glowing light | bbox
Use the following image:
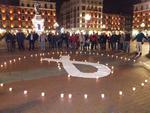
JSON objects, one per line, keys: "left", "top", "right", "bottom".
{"left": 68, "top": 74, "right": 71, "bottom": 78}
{"left": 18, "top": 58, "right": 21, "bottom": 61}
{"left": 9, "top": 87, "right": 13, "bottom": 92}
{"left": 101, "top": 94, "right": 105, "bottom": 99}
{"left": 41, "top": 92, "right": 45, "bottom": 97}
{"left": 10, "top": 17, "right": 13, "bottom": 20}
{"left": 119, "top": 91, "right": 123, "bottom": 96}
{"left": 1, "top": 65, "right": 3, "bottom": 68}
{"left": 2, "top": 17, "right": 6, "bottom": 20}
{"left": 84, "top": 14, "right": 91, "bottom": 21}
{"left": 60, "top": 93, "right": 64, "bottom": 98}
{"left": 145, "top": 80, "right": 148, "bottom": 83}
{"left": 141, "top": 83, "right": 145, "bottom": 86}
{"left": 54, "top": 22, "right": 59, "bottom": 28}
{"left": 132, "top": 87, "right": 136, "bottom": 91}
{"left": 24, "top": 90, "right": 28, "bottom": 95}
{"left": 84, "top": 94, "right": 88, "bottom": 99}
{"left": 9, "top": 60, "right": 12, "bottom": 64}
{"left": 4, "top": 62, "right": 7, "bottom": 66}
{"left": 68, "top": 94, "right": 72, "bottom": 99}
{"left": 0, "top": 83, "right": 4, "bottom": 87}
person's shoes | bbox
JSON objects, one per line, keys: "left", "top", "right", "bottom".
{"left": 140, "top": 53, "right": 142, "bottom": 56}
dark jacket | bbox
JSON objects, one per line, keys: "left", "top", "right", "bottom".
{"left": 27, "top": 33, "right": 39, "bottom": 41}
{"left": 133, "top": 33, "right": 147, "bottom": 42}
{"left": 5, "top": 32, "right": 13, "bottom": 42}
{"left": 16, "top": 32, "right": 26, "bottom": 42}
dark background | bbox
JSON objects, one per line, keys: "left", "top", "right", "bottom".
{"left": 56, "top": 0, "right": 140, "bottom": 15}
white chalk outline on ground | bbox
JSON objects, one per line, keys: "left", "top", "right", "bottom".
{"left": 42, "top": 56, "right": 111, "bottom": 79}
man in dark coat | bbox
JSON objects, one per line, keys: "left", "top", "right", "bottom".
{"left": 16, "top": 29, "right": 26, "bottom": 50}
{"left": 110, "top": 33, "right": 118, "bottom": 51}
{"left": 4, "top": 31, "right": 13, "bottom": 52}
{"left": 133, "top": 31, "right": 147, "bottom": 56}
{"left": 27, "top": 31, "right": 38, "bottom": 51}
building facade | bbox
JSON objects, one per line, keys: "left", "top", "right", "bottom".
{"left": 103, "top": 13, "right": 126, "bottom": 32}
{"left": 133, "top": 0, "right": 150, "bottom": 35}
{"left": 60, "top": 0, "right": 103, "bottom": 34}
{"left": 0, "top": 0, "right": 56, "bottom": 32}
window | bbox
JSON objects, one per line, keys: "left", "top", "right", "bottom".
{"left": 27, "top": 4, "right": 30, "bottom": 7}
{"left": 82, "top": 6, "right": 85, "bottom": 10}
{"left": 50, "top": 4, "right": 53, "bottom": 9}
{"left": 45, "top": 4, "right": 47, "bottom": 8}
{"left": 21, "top": 3, "right": 24, "bottom": 6}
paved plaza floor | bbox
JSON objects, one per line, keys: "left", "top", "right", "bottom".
{"left": 0, "top": 43, "right": 150, "bottom": 113}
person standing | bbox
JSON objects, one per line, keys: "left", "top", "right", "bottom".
{"left": 119, "top": 33, "right": 125, "bottom": 51}
{"left": 4, "top": 31, "right": 13, "bottom": 52}
{"left": 110, "top": 33, "right": 117, "bottom": 51}
{"left": 90, "top": 33, "right": 97, "bottom": 50}
{"left": 133, "top": 30, "right": 147, "bottom": 56}
{"left": 124, "top": 32, "right": 131, "bottom": 53}
{"left": 39, "top": 32, "right": 47, "bottom": 51}
{"left": 12, "top": 32, "right": 16, "bottom": 51}
{"left": 47, "top": 32, "right": 53, "bottom": 49}
{"left": 27, "top": 31, "right": 38, "bottom": 51}
{"left": 16, "top": 29, "right": 26, "bottom": 50}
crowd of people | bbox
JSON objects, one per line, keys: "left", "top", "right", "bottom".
{"left": 3, "top": 29, "right": 150, "bottom": 56}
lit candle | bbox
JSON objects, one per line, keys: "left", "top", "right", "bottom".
{"left": 84, "top": 94, "right": 88, "bottom": 99}
{"left": 9, "top": 60, "right": 12, "bottom": 64}
{"left": 132, "top": 87, "right": 136, "bottom": 91}
{"left": 145, "top": 80, "right": 148, "bottom": 83}
{"left": 68, "top": 75, "right": 71, "bottom": 78}
{"left": 9, "top": 87, "right": 13, "bottom": 92}
{"left": 0, "top": 83, "right": 4, "bottom": 87}
{"left": 24, "top": 90, "right": 28, "bottom": 95}
{"left": 1, "top": 65, "right": 4, "bottom": 68}
{"left": 68, "top": 94, "right": 72, "bottom": 99}
{"left": 119, "top": 91, "right": 123, "bottom": 96}
{"left": 60, "top": 93, "right": 64, "bottom": 98}
{"left": 18, "top": 58, "right": 21, "bottom": 61}
{"left": 41, "top": 92, "right": 45, "bottom": 97}
{"left": 141, "top": 83, "right": 145, "bottom": 86}
{"left": 4, "top": 62, "right": 7, "bottom": 66}
{"left": 101, "top": 94, "right": 105, "bottom": 99}
{"left": 13, "top": 59, "right": 16, "bottom": 62}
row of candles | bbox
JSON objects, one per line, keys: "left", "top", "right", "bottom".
{"left": 0, "top": 78, "right": 148, "bottom": 99}
{"left": 0, "top": 50, "right": 137, "bottom": 68}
